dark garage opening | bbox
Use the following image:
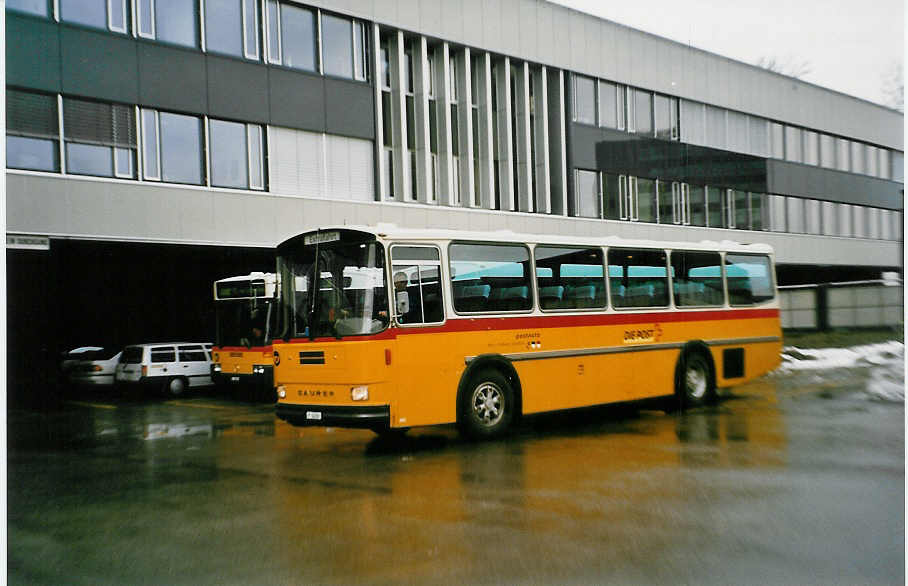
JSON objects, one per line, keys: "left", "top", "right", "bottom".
{"left": 8, "top": 239, "right": 274, "bottom": 408}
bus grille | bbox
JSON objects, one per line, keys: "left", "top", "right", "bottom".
{"left": 299, "top": 351, "right": 325, "bottom": 365}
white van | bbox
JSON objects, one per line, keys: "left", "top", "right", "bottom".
{"left": 115, "top": 342, "right": 214, "bottom": 396}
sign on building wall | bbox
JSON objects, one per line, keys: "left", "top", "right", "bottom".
{"left": 6, "top": 234, "right": 50, "bottom": 251}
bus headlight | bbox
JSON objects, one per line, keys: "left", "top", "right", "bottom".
{"left": 351, "top": 386, "right": 369, "bottom": 401}
{"left": 212, "top": 363, "right": 222, "bottom": 373}
{"left": 253, "top": 365, "right": 266, "bottom": 375}
{"left": 277, "top": 385, "right": 286, "bottom": 399}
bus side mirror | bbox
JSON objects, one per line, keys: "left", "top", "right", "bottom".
{"left": 395, "top": 291, "right": 410, "bottom": 316}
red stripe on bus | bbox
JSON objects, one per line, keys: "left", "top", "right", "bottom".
{"left": 278, "top": 308, "right": 779, "bottom": 344}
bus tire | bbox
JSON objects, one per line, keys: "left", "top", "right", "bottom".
{"left": 165, "top": 376, "right": 187, "bottom": 397}
{"left": 457, "top": 368, "right": 515, "bottom": 440}
{"left": 676, "top": 349, "right": 715, "bottom": 409}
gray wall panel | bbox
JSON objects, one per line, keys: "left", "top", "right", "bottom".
{"left": 418, "top": 0, "right": 443, "bottom": 39}
{"left": 518, "top": 0, "right": 538, "bottom": 63}
{"left": 458, "top": 0, "right": 482, "bottom": 46}
{"left": 207, "top": 56, "right": 270, "bottom": 124}
{"left": 767, "top": 161, "right": 903, "bottom": 210}
{"left": 535, "top": 2, "right": 553, "bottom": 62}
{"left": 362, "top": 0, "right": 901, "bottom": 149}
{"left": 395, "top": 0, "right": 420, "bottom": 32}
{"left": 500, "top": 0, "right": 521, "bottom": 57}
{"left": 268, "top": 68, "right": 326, "bottom": 132}
{"left": 324, "top": 78, "right": 375, "bottom": 140}
{"left": 61, "top": 26, "right": 138, "bottom": 103}
{"left": 138, "top": 43, "right": 207, "bottom": 113}
{"left": 7, "top": 15, "right": 61, "bottom": 93}
{"left": 6, "top": 172, "right": 903, "bottom": 268}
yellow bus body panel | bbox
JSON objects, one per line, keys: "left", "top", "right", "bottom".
{"left": 215, "top": 349, "right": 273, "bottom": 375}
{"left": 274, "top": 309, "right": 781, "bottom": 429}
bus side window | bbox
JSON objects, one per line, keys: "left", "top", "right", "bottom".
{"left": 607, "top": 248, "right": 669, "bottom": 308}
{"left": 391, "top": 245, "right": 444, "bottom": 325}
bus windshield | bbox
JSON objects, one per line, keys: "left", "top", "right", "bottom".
{"left": 216, "top": 298, "right": 273, "bottom": 347}
{"left": 278, "top": 237, "right": 388, "bottom": 339}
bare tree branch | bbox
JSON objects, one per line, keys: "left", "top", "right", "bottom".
{"left": 756, "top": 55, "right": 812, "bottom": 79}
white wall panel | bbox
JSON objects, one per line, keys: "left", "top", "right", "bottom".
{"left": 417, "top": 0, "right": 443, "bottom": 38}
{"left": 518, "top": 0, "right": 538, "bottom": 63}
{"left": 499, "top": 0, "right": 520, "bottom": 56}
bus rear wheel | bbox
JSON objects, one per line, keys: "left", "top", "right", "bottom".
{"left": 676, "top": 350, "right": 715, "bottom": 409}
{"left": 458, "top": 369, "right": 515, "bottom": 440}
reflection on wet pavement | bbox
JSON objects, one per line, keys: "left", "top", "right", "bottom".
{"left": 8, "top": 367, "right": 904, "bottom": 585}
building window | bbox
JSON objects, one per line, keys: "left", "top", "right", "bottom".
{"left": 141, "top": 109, "right": 203, "bottom": 185}
{"left": 803, "top": 130, "right": 819, "bottom": 166}
{"left": 749, "top": 116, "right": 769, "bottom": 157}
{"left": 784, "top": 126, "right": 802, "bottom": 163}
{"left": 138, "top": 0, "right": 199, "bottom": 48}
{"left": 892, "top": 151, "right": 903, "bottom": 182}
{"left": 786, "top": 197, "right": 805, "bottom": 233}
{"left": 63, "top": 97, "right": 136, "bottom": 179}
{"left": 689, "top": 185, "right": 706, "bottom": 227}
{"left": 805, "top": 199, "right": 821, "bottom": 234}
{"left": 819, "top": 134, "right": 836, "bottom": 169}
{"left": 572, "top": 75, "right": 596, "bottom": 125}
{"left": 573, "top": 169, "right": 600, "bottom": 218}
{"left": 634, "top": 89, "right": 653, "bottom": 136}
{"left": 654, "top": 94, "right": 678, "bottom": 141}
{"left": 727, "top": 111, "right": 747, "bottom": 153}
{"left": 7, "top": 89, "right": 59, "bottom": 172}
{"left": 602, "top": 173, "right": 624, "bottom": 220}
{"left": 836, "top": 138, "right": 851, "bottom": 172}
{"left": 821, "top": 201, "right": 838, "bottom": 236}
{"left": 656, "top": 179, "right": 672, "bottom": 223}
{"left": 838, "top": 204, "right": 853, "bottom": 237}
{"left": 866, "top": 145, "right": 879, "bottom": 177}
{"left": 321, "top": 13, "right": 353, "bottom": 78}
{"left": 770, "top": 122, "right": 785, "bottom": 159}
{"left": 733, "top": 190, "right": 748, "bottom": 229}
{"left": 769, "top": 195, "right": 787, "bottom": 232}
{"left": 850, "top": 141, "right": 865, "bottom": 174}
{"left": 7, "top": 0, "right": 51, "bottom": 17}
{"left": 266, "top": 1, "right": 316, "bottom": 71}
{"left": 637, "top": 177, "right": 656, "bottom": 223}
{"left": 878, "top": 148, "right": 891, "bottom": 180}
{"left": 598, "top": 80, "right": 618, "bottom": 129}
{"left": 750, "top": 193, "right": 766, "bottom": 231}
{"left": 60, "top": 0, "right": 128, "bottom": 34}
{"left": 209, "top": 119, "right": 264, "bottom": 190}
{"left": 705, "top": 106, "right": 726, "bottom": 149}
{"left": 706, "top": 186, "right": 724, "bottom": 228}
{"left": 205, "top": 0, "right": 260, "bottom": 60}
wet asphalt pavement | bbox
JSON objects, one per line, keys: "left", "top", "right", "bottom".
{"left": 8, "top": 360, "right": 904, "bottom": 585}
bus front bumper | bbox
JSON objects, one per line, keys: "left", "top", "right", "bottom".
{"left": 275, "top": 403, "right": 390, "bottom": 429}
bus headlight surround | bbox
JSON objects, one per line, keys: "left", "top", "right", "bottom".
{"left": 351, "top": 386, "right": 369, "bottom": 401}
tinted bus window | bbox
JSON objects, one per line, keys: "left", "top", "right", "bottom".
{"left": 535, "top": 246, "right": 606, "bottom": 310}
{"left": 607, "top": 248, "right": 669, "bottom": 308}
{"left": 725, "top": 254, "right": 775, "bottom": 305}
{"left": 391, "top": 246, "right": 444, "bottom": 325}
{"left": 670, "top": 251, "right": 724, "bottom": 307}
{"left": 450, "top": 243, "right": 532, "bottom": 313}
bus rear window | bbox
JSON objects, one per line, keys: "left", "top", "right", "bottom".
{"left": 725, "top": 254, "right": 775, "bottom": 305}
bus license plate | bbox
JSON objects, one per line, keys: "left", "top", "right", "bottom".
{"left": 306, "top": 411, "right": 322, "bottom": 421}
{"left": 230, "top": 376, "right": 240, "bottom": 382}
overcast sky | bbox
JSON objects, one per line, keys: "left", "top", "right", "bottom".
{"left": 550, "top": 0, "right": 904, "bottom": 108}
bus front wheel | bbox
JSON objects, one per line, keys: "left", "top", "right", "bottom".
{"left": 676, "top": 350, "right": 715, "bottom": 409}
{"left": 458, "top": 369, "right": 515, "bottom": 440}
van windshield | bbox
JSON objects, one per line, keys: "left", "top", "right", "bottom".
{"left": 277, "top": 234, "right": 388, "bottom": 339}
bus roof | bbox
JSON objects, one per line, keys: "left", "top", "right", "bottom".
{"left": 282, "top": 225, "right": 775, "bottom": 255}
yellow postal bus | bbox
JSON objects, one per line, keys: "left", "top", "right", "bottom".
{"left": 211, "top": 272, "right": 277, "bottom": 398}
{"left": 273, "top": 226, "right": 781, "bottom": 438}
